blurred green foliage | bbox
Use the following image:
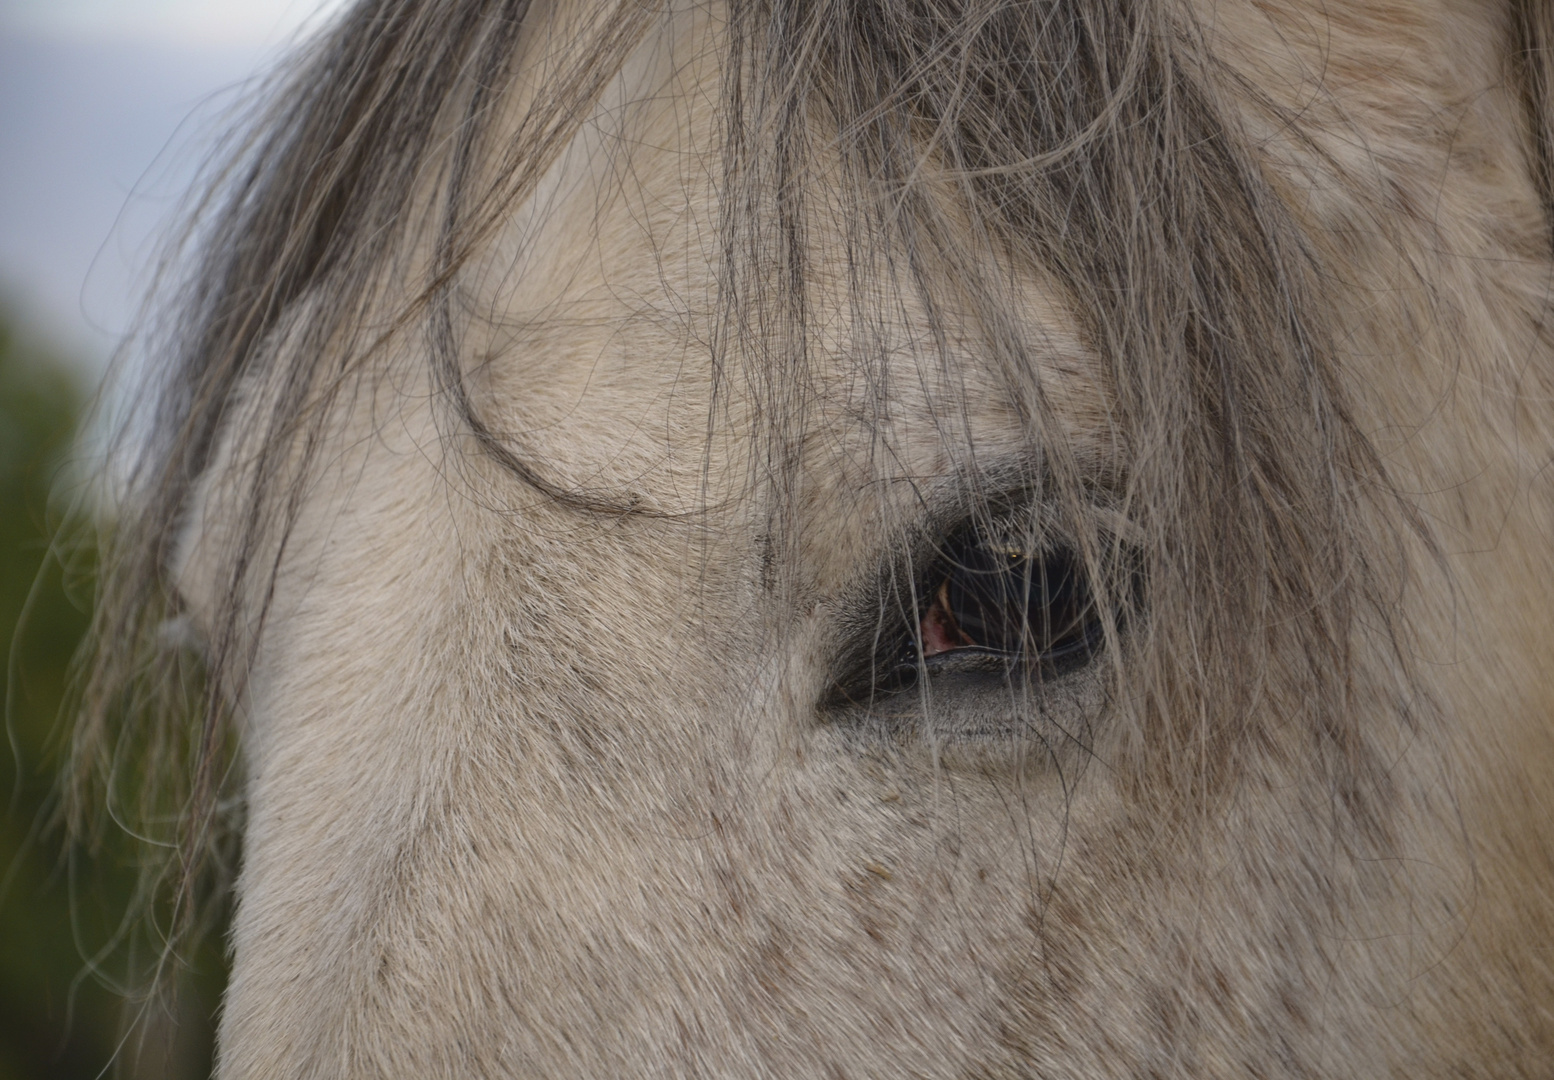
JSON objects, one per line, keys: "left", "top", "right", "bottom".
{"left": 0, "top": 311, "right": 223, "bottom": 1079}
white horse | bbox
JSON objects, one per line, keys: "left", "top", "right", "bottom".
{"left": 78, "top": 0, "right": 1554, "bottom": 1074}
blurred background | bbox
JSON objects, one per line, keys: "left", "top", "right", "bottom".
{"left": 2, "top": 2, "right": 344, "bottom": 1075}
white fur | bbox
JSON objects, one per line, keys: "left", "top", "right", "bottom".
{"left": 171, "top": 0, "right": 1554, "bottom": 1074}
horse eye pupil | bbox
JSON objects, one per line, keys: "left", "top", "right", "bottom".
{"left": 941, "top": 544, "right": 1098, "bottom": 661}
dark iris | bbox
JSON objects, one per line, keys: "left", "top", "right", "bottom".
{"left": 925, "top": 540, "right": 1103, "bottom": 666}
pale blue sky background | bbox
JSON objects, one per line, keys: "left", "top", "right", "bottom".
{"left": 0, "top": 0, "right": 348, "bottom": 367}
{"left": 3, "top": 0, "right": 346, "bottom": 46}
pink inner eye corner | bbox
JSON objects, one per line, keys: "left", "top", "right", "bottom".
{"left": 920, "top": 580, "right": 974, "bottom": 656}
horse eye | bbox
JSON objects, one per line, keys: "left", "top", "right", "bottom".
{"left": 918, "top": 542, "right": 1102, "bottom": 667}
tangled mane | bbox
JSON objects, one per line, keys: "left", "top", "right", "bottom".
{"left": 74, "top": 0, "right": 1431, "bottom": 993}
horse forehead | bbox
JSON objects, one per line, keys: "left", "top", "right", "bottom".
{"left": 463, "top": 53, "right": 1108, "bottom": 522}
